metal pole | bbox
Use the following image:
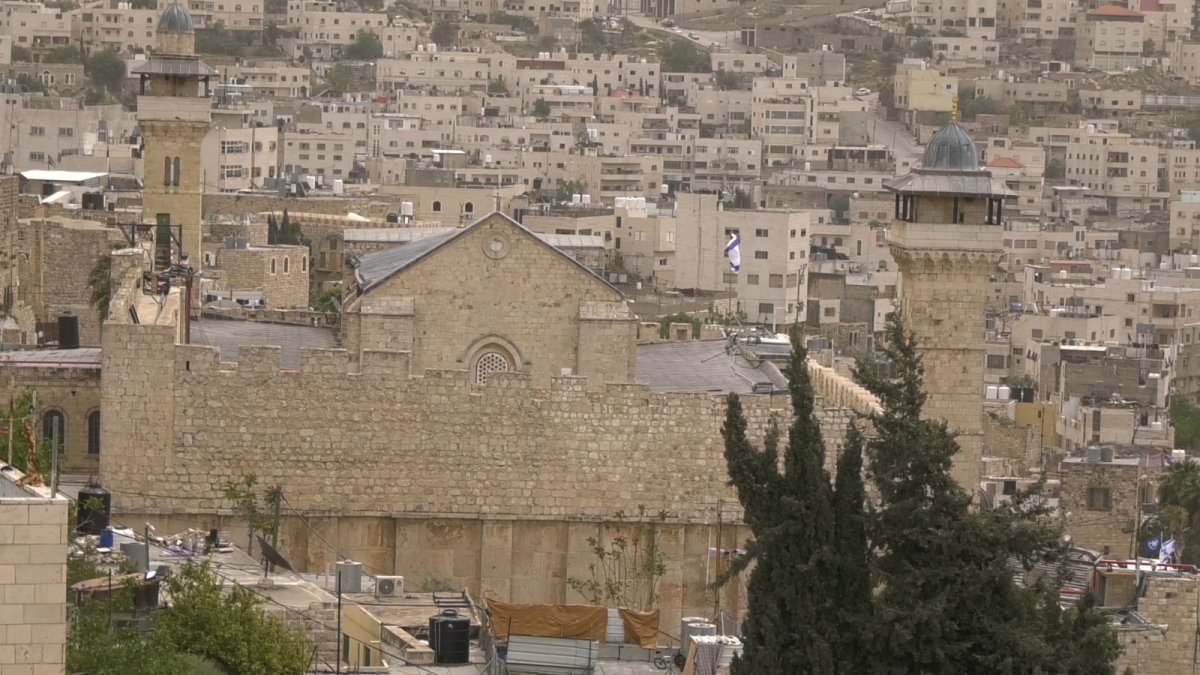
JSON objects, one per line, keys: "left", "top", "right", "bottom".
{"left": 50, "top": 414, "right": 59, "bottom": 497}
{"left": 144, "top": 524, "right": 152, "bottom": 573}
{"left": 335, "top": 573, "right": 342, "bottom": 675}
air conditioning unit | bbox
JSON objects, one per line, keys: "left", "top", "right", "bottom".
{"left": 375, "top": 575, "right": 405, "bottom": 598}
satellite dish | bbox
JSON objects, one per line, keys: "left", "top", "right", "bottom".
{"left": 256, "top": 535, "right": 295, "bottom": 573}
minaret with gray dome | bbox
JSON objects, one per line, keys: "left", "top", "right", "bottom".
{"left": 132, "top": 0, "right": 217, "bottom": 271}
{"left": 883, "top": 121, "right": 1011, "bottom": 490}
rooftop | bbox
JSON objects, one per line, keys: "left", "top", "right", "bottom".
{"left": 189, "top": 319, "right": 337, "bottom": 368}
{"left": 0, "top": 348, "right": 101, "bottom": 369}
{"left": 635, "top": 341, "right": 787, "bottom": 395}
{"left": 1088, "top": 4, "right": 1143, "bottom": 17}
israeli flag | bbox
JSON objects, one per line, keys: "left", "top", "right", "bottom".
{"left": 1161, "top": 538, "right": 1177, "bottom": 564}
{"left": 725, "top": 233, "right": 741, "bottom": 273}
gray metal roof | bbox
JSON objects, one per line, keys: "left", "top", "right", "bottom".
{"left": 636, "top": 341, "right": 787, "bottom": 395}
{"left": 0, "top": 348, "right": 101, "bottom": 368}
{"left": 922, "top": 121, "right": 980, "bottom": 172}
{"left": 345, "top": 227, "right": 603, "bottom": 250}
{"left": 883, "top": 171, "right": 1013, "bottom": 197}
{"left": 350, "top": 212, "right": 621, "bottom": 296}
{"left": 353, "top": 228, "right": 463, "bottom": 292}
{"left": 132, "top": 58, "right": 218, "bottom": 77}
{"left": 189, "top": 319, "right": 337, "bottom": 369}
{"left": 159, "top": 1, "right": 194, "bottom": 33}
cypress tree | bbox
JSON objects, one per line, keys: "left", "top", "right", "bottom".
{"left": 267, "top": 214, "right": 278, "bottom": 245}
{"left": 831, "top": 421, "right": 873, "bottom": 675}
{"left": 722, "top": 335, "right": 840, "bottom": 675}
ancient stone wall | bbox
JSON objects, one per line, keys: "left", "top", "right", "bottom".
{"left": 215, "top": 245, "right": 310, "bottom": 309}
{"left": 1118, "top": 575, "right": 1200, "bottom": 675}
{"left": 1059, "top": 459, "right": 1143, "bottom": 557}
{"left": 202, "top": 194, "right": 388, "bottom": 221}
{"left": 0, "top": 365, "right": 101, "bottom": 474}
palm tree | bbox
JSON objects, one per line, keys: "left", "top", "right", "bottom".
{"left": 1156, "top": 459, "right": 1200, "bottom": 562}
{"left": 87, "top": 254, "right": 112, "bottom": 324}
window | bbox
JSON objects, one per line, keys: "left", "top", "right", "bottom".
{"left": 823, "top": 307, "right": 836, "bottom": 317}
{"left": 746, "top": 274, "right": 759, "bottom": 285}
{"left": 172, "top": 157, "right": 181, "bottom": 186}
{"left": 464, "top": 201, "right": 474, "bottom": 215}
{"left": 270, "top": 258, "right": 277, "bottom": 274}
{"left": 87, "top": 411, "right": 100, "bottom": 455}
{"left": 769, "top": 274, "right": 783, "bottom": 288}
{"left": 986, "top": 354, "right": 1007, "bottom": 369}
{"left": 755, "top": 228, "right": 769, "bottom": 237}
{"left": 301, "top": 256, "right": 308, "bottom": 273}
{"left": 757, "top": 303, "right": 775, "bottom": 316}
{"left": 283, "top": 257, "right": 290, "bottom": 274}
{"left": 474, "top": 351, "right": 510, "bottom": 384}
{"left": 432, "top": 200, "right": 442, "bottom": 212}
{"left": 1087, "top": 486, "right": 1112, "bottom": 510}
{"left": 754, "top": 251, "right": 768, "bottom": 260}
{"left": 29, "top": 126, "right": 44, "bottom": 136}
{"left": 28, "top": 152, "right": 44, "bottom": 162}
{"left": 58, "top": 127, "right": 72, "bottom": 137}
{"left": 42, "top": 410, "right": 65, "bottom": 449}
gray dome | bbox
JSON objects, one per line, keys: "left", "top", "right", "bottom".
{"left": 158, "top": 2, "right": 194, "bottom": 34}
{"left": 921, "top": 121, "right": 980, "bottom": 172}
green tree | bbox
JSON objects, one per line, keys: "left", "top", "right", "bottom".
{"left": 430, "top": 21, "right": 458, "bottom": 48}
{"left": 88, "top": 254, "right": 113, "bottom": 322}
{"left": 715, "top": 69, "right": 744, "bottom": 91}
{"left": 1171, "top": 396, "right": 1200, "bottom": 450}
{"left": 1153, "top": 458, "right": 1200, "bottom": 563}
{"left": 265, "top": 0, "right": 286, "bottom": 12}
{"left": 554, "top": 178, "right": 586, "bottom": 203}
{"left": 490, "top": 11, "right": 536, "bottom": 33}
{"left": 10, "top": 45, "right": 30, "bottom": 61}
{"left": 487, "top": 75, "right": 508, "bottom": 94}
{"left": 222, "top": 474, "right": 282, "bottom": 557}
{"left": 5, "top": 393, "right": 52, "bottom": 482}
{"left": 854, "top": 313, "right": 1119, "bottom": 674}
{"left": 659, "top": 38, "right": 710, "bottom": 73}
{"left": 721, "top": 334, "right": 843, "bottom": 674}
{"left": 267, "top": 213, "right": 280, "bottom": 245}
{"left": 531, "top": 97, "right": 551, "bottom": 118}
{"left": 345, "top": 29, "right": 383, "bottom": 59}
{"left": 44, "top": 45, "right": 82, "bottom": 63}
{"left": 830, "top": 422, "right": 872, "bottom": 673}
{"left": 565, "top": 506, "right": 668, "bottom": 610}
{"left": 155, "top": 560, "right": 310, "bottom": 675}
{"left": 85, "top": 49, "right": 126, "bottom": 91}
{"left": 325, "top": 63, "right": 354, "bottom": 94}
{"left": 1045, "top": 157, "right": 1066, "bottom": 180}
{"left": 909, "top": 38, "right": 933, "bottom": 58}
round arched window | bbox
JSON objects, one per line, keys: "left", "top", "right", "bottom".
{"left": 475, "top": 351, "right": 510, "bottom": 384}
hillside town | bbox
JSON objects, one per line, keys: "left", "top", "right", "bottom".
{"left": 4, "top": 0, "right": 1200, "bottom": 670}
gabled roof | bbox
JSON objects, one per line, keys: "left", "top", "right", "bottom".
{"left": 987, "top": 156, "right": 1025, "bottom": 169}
{"left": 351, "top": 211, "right": 622, "bottom": 296}
{"left": 1088, "top": 4, "right": 1142, "bottom": 17}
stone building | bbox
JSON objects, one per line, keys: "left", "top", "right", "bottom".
{"left": 885, "top": 121, "right": 1009, "bottom": 489}
{"left": 1059, "top": 453, "right": 1155, "bottom": 557}
{"left": 212, "top": 241, "right": 310, "bottom": 309}
{"left": 133, "top": 2, "right": 216, "bottom": 272}
{"left": 0, "top": 350, "right": 101, "bottom": 474}
{"left": 0, "top": 464, "right": 69, "bottom": 675}
{"left": 96, "top": 209, "right": 879, "bottom": 628}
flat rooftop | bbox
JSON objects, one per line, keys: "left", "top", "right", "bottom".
{"left": 636, "top": 341, "right": 787, "bottom": 395}
{"left": 0, "top": 348, "right": 102, "bottom": 368}
{"left": 189, "top": 319, "right": 338, "bottom": 368}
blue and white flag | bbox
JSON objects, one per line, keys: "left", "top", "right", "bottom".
{"left": 1146, "top": 536, "right": 1162, "bottom": 555}
{"left": 725, "top": 233, "right": 741, "bottom": 273}
{"left": 1160, "top": 538, "right": 1177, "bottom": 564}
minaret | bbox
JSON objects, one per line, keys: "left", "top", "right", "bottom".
{"left": 883, "top": 121, "right": 1010, "bottom": 490}
{"left": 134, "top": 1, "right": 216, "bottom": 271}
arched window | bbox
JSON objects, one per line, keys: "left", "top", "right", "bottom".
{"left": 39, "top": 71, "right": 52, "bottom": 85}
{"left": 283, "top": 257, "right": 290, "bottom": 274}
{"left": 464, "top": 201, "right": 474, "bottom": 215}
{"left": 87, "top": 411, "right": 100, "bottom": 455}
{"left": 432, "top": 200, "right": 442, "bottom": 212}
{"left": 474, "top": 350, "right": 511, "bottom": 384}
{"left": 41, "top": 410, "right": 65, "bottom": 449}
{"left": 301, "top": 256, "right": 308, "bottom": 272}
{"left": 163, "top": 156, "right": 172, "bottom": 186}
{"left": 172, "top": 157, "right": 181, "bottom": 186}
{"left": 270, "top": 258, "right": 277, "bottom": 274}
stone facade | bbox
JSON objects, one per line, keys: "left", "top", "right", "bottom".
{"left": 1059, "top": 457, "right": 1147, "bottom": 557}
{"left": 342, "top": 214, "right": 637, "bottom": 387}
{"left": 214, "top": 244, "right": 310, "bottom": 309}
{"left": 15, "top": 218, "right": 126, "bottom": 347}
{"left": 0, "top": 364, "right": 101, "bottom": 474}
{"left": 0, "top": 467, "right": 68, "bottom": 675}
{"left": 1117, "top": 575, "right": 1200, "bottom": 675}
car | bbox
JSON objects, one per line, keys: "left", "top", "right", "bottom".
{"left": 671, "top": 26, "right": 682, "bottom": 32}
{"left": 853, "top": 7, "right": 871, "bottom": 14}
{"left": 855, "top": 87, "right": 871, "bottom": 96}
{"left": 687, "top": 31, "right": 699, "bottom": 39}
{"left": 661, "top": 18, "right": 676, "bottom": 27}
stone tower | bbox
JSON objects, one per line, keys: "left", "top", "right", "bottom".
{"left": 883, "top": 122, "right": 1009, "bottom": 490}
{"left": 133, "top": 1, "right": 216, "bottom": 270}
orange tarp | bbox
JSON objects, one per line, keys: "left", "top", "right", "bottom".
{"left": 486, "top": 600, "right": 660, "bottom": 648}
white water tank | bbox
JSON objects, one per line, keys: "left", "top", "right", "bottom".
{"left": 571, "top": 193, "right": 582, "bottom": 204}
{"left": 332, "top": 179, "right": 344, "bottom": 195}
{"left": 986, "top": 385, "right": 999, "bottom": 400}
{"left": 998, "top": 385, "right": 1011, "bottom": 400}
{"left": 484, "top": 153, "right": 493, "bottom": 165}
{"left": 581, "top": 194, "right": 591, "bottom": 204}
{"left": 660, "top": 183, "right": 669, "bottom": 195}
{"left": 401, "top": 201, "right": 414, "bottom": 217}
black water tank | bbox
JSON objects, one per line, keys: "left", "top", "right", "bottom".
{"left": 386, "top": 212, "right": 399, "bottom": 224}
{"left": 81, "top": 192, "right": 104, "bottom": 210}
{"left": 58, "top": 313, "right": 79, "bottom": 349}
{"left": 76, "top": 482, "right": 111, "bottom": 535}
{"left": 41, "top": 182, "right": 57, "bottom": 197}
{"left": 429, "top": 609, "right": 470, "bottom": 665}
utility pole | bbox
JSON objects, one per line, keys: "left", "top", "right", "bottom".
{"left": 266, "top": 485, "right": 282, "bottom": 575}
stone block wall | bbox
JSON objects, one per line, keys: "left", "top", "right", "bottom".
{"left": 0, "top": 365, "right": 102, "bottom": 474}
{"left": 1118, "top": 575, "right": 1200, "bottom": 675}
{"left": 0, "top": 470, "right": 68, "bottom": 675}
{"left": 1059, "top": 458, "right": 1143, "bottom": 557}
{"left": 202, "top": 194, "right": 386, "bottom": 222}
{"left": 215, "top": 245, "right": 310, "bottom": 309}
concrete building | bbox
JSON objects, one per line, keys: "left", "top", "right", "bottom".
{"left": 0, "top": 464, "right": 69, "bottom": 675}
{"left": 1074, "top": 5, "right": 1146, "bottom": 71}
{"left": 885, "top": 121, "right": 1009, "bottom": 489}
